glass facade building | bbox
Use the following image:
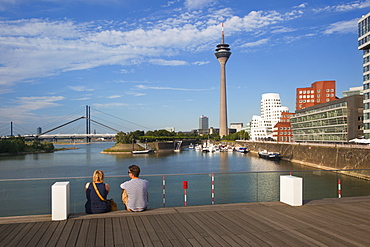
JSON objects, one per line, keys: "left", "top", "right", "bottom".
{"left": 358, "top": 13, "right": 370, "bottom": 138}
{"left": 291, "top": 95, "right": 363, "bottom": 143}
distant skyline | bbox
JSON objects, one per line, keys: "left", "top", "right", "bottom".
{"left": 1, "top": 0, "right": 369, "bottom": 135}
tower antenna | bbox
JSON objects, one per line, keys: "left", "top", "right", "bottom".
{"left": 222, "top": 23, "right": 225, "bottom": 44}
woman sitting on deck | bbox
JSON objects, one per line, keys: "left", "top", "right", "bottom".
{"left": 85, "top": 170, "right": 111, "bottom": 214}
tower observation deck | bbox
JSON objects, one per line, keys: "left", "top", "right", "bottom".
{"left": 215, "top": 23, "right": 232, "bottom": 137}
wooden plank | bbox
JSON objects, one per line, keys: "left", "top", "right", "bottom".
{"left": 75, "top": 219, "right": 90, "bottom": 247}
{"left": 139, "top": 215, "right": 162, "bottom": 245}
{"left": 186, "top": 212, "right": 232, "bottom": 246}
{"left": 126, "top": 216, "right": 142, "bottom": 246}
{"left": 104, "top": 217, "right": 114, "bottom": 247}
{"left": 133, "top": 216, "right": 153, "bottom": 247}
{"left": 56, "top": 220, "right": 75, "bottom": 247}
{"left": 16, "top": 221, "right": 44, "bottom": 246}
{"left": 146, "top": 215, "right": 172, "bottom": 246}
{"left": 295, "top": 227, "right": 349, "bottom": 247}
{"left": 112, "top": 217, "right": 125, "bottom": 246}
{"left": 95, "top": 218, "right": 105, "bottom": 247}
{"left": 0, "top": 224, "right": 11, "bottom": 242}
{"left": 6, "top": 223, "right": 33, "bottom": 246}
{"left": 26, "top": 222, "right": 53, "bottom": 247}
{"left": 0, "top": 223, "right": 23, "bottom": 245}
{"left": 118, "top": 217, "right": 134, "bottom": 247}
{"left": 172, "top": 213, "right": 212, "bottom": 247}
{"left": 46, "top": 221, "right": 66, "bottom": 247}
{"left": 85, "top": 219, "right": 98, "bottom": 247}
{"left": 34, "top": 221, "right": 59, "bottom": 247}
{"left": 65, "top": 219, "right": 82, "bottom": 247}
{"left": 160, "top": 214, "right": 192, "bottom": 247}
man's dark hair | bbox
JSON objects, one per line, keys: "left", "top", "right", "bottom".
{"left": 129, "top": 165, "right": 140, "bottom": 177}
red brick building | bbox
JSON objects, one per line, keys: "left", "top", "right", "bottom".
{"left": 272, "top": 112, "right": 295, "bottom": 142}
{"left": 296, "top": 81, "right": 337, "bottom": 110}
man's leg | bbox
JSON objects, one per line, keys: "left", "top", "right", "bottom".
{"left": 122, "top": 190, "right": 133, "bottom": 212}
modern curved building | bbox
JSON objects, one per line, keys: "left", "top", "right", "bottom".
{"left": 250, "top": 93, "right": 289, "bottom": 141}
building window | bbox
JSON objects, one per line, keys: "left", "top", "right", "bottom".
{"left": 317, "top": 89, "right": 321, "bottom": 93}
{"left": 326, "top": 98, "right": 330, "bottom": 102}
{"left": 317, "top": 99, "right": 320, "bottom": 102}
{"left": 317, "top": 94, "right": 320, "bottom": 98}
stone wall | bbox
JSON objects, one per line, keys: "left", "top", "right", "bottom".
{"left": 237, "top": 141, "right": 370, "bottom": 170}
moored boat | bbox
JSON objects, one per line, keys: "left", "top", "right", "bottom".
{"left": 132, "top": 150, "right": 151, "bottom": 154}
{"left": 236, "top": 147, "right": 249, "bottom": 153}
{"left": 258, "top": 150, "right": 280, "bottom": 160}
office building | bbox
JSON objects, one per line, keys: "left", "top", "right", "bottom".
{"left": 230, "top": 123, "right": 243, "bottom": 132}
{"left": 358, "top": 12, "right": 370, "bottom": 138}
{"left": 290, "top": 95, "right": 363, "bottom": 143}
{"left": 272, "top": 112, "right": 295, "bottom": 142}
{"left": 198, "top": 115, "right": 209, "bottom": 135}
{"left": 296, "top": 81, "right": 337, "bottom": 110}
{"left": 342, "top": 86, "right": 363, "bottom": 97}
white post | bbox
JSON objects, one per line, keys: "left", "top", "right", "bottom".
{"left": 280, "top": 175, "right": 303, "bottom": 206}
{"left": 52, "top": 181, "right": 70, "bottom": 221}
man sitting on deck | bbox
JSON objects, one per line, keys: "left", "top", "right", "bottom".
{"left": 120, "top": 165, "right": 149, "bottom": 212}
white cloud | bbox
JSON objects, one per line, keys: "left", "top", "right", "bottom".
{"left": 184, "top": 0, "right": 215, "bottom": 10}
{"left": 314, "top": 0, "right": 370, "bottom": 13}
{"left": 149, "top": 59, "right": 188, "bottom": 66}
{"left": 0, "top": 6, "right": 308, "bottom": 88}
{"left": 136, "top": 84, "right": 213, "bottom": 91}
{"left": 107, "top": 95, "right": 121, "bottom": 99}
{"left": 92, "top": 103, "right": 128, "bottom": 108}
{"left": 68, "top": 86, "right": 94, "bottom": 92}
{"left": 0, "top": 95, "right": 64, "bottom": 121}
{"left": 240, "top": 38, "right": 269, "bottom": 48}
{"left": 324, "top": 19, "right": 358, "bottom": 34}
{"left": 192, "top": 61, "right": 210, "bottom": 65}
{"left": 125, "top": 91, "right": 146, "bottom": 96}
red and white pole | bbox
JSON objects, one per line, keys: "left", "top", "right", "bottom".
{"left": 211, "top": 173, "right": 215, "bottom": 205}
{"left": 338, "top": 179, "right": 342, "bottom": 198}
{"left": 183, "top": 181, "right": 188, "bottom": 206}
{"left": 162, "top": 176, "right": 166, "bottom": 207}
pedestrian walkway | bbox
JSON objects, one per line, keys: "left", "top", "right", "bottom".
{"left": 1, "top": 196, "right": 370, "bottom": 246}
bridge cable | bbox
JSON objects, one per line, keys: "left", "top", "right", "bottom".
{"left": 91, "top": 107, "right": 151, "bottom": 130}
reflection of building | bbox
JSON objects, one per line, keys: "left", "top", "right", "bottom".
{"left": 291, "top": 95, "right": 363, "bottom": 143}
{"left": 296, "top": 80, "right": 337, "bottom": 110}
{"left": 250, "top": 93, "right": 289, "bottom": 141}
{"left": 198, "top": 115, "right": 209, "bottom": 135}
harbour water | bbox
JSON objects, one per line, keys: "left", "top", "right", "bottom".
{"left": 0, "top": 142, "right": 369, "bottom": 217}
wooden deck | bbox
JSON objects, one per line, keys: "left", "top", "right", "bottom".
{"left": 1, "top": 197, "right": 370, "bottom": 246}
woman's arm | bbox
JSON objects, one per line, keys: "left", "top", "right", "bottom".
{"left": 84, "top": 182, "right": 90, "bottom": 191}
{"left": 105, "top": 183, "right": 110, "bottom": 193}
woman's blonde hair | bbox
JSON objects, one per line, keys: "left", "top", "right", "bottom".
{"left": 93, "top": 170, "right": 104, "bottom": 183}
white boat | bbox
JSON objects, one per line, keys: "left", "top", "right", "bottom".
{"left": 132, "top": 150, "right": 150, "bottom": 154}
{"left": 258, "top": 150, "right": 280, "bottom": 160}
{"left": 236, "top": 147, "right": 249, "bottom": 153}
{"left": 189, "top": 143, "right": 194, "bottom": 149}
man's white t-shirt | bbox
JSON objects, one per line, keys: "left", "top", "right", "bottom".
{"left": 120, "top": 178, "right": 149, "bottom": 211}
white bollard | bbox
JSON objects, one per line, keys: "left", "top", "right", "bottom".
{"left": 52, "top": 181, "right": 70, "bottom": 221}
{"left": 280, "top": 175, "right": 303, "bottom": 206}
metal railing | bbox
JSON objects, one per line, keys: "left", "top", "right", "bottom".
{"left": 1, "top": 169, "right": 370, "bottom": 217}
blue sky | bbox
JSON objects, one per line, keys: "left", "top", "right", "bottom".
{"left": 0, "top": 0, "right": 369, "bottom": 135}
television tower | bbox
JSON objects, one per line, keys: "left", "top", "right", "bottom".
{"left": 215, "top": 23, "right": 231, "bottom": 137}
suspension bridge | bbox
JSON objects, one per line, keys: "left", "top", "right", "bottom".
{"left": 0, "top": 105, "right": 150, "bottom": 143}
